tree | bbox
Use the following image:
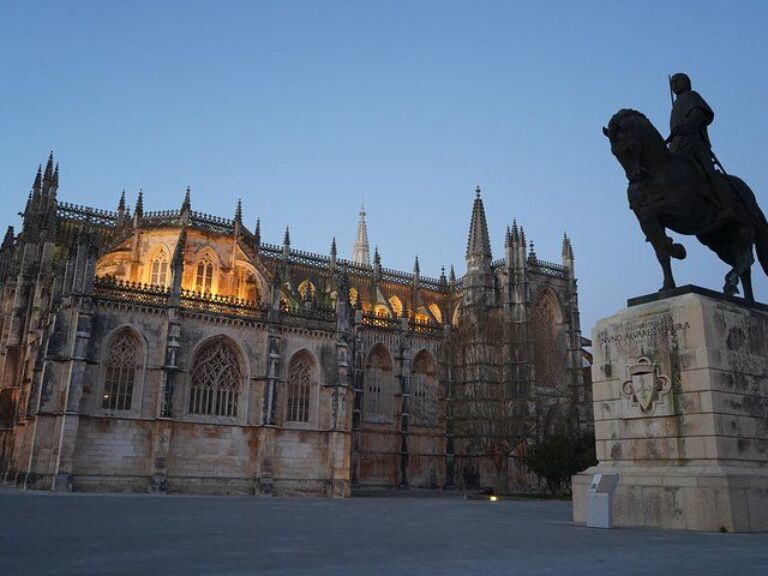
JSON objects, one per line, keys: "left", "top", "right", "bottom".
{"left": 526, "top": 432, "right": 597, "bottom": 494}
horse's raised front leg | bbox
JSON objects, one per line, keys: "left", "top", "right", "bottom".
{"left": 638, "top": 217, "right": 676, "bottom": 291}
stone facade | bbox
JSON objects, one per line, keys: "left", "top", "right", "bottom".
{"left": 0, "top": 154, "right": 589, "bottom": 496}
{"left": 573, "top": 288, "right": 768, "bottom": 532}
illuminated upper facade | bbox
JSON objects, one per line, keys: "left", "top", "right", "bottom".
{"left": 0, "top": 154, "right": 590, "bottom": 495}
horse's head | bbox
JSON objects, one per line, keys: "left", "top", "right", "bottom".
{"left": 603, "top": 109, "right": 647, "bottom": 184}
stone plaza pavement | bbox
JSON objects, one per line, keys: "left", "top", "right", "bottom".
{"left": 1, "top": 488, "right": 767, "bottom": 576}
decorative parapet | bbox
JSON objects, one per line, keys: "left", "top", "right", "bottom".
{"left": 94, "top": 276, "right": 169, "bottom": 306}
{"left": 279, "top": 303, "right": 337, "bottom": 329}
{"left": 360, "top": 312, "right": 401, "bottom": 330}
{"left": 410, "top": 318, "right": 443, "bottom": 335}
{"left": 142, "top": 210, "right": 181, "bottom": 228}
{"left": 58, "top": 202, "right": 118, "bottom": 227}
{"left": 190, "top": 211, "right": 234, "bottom": 235}
{"left": 532, "top": 259, "right": 568, "bottom": 279}
{"left": 179, "top": 289, "right": 266, "bottom": 319}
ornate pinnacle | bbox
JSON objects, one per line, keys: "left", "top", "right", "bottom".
{"left": 413, "top": 255, "right": 420, "bottom": 275}
{"left": 135, "top": 189, "right": 144, "bottom": 218}
{"left": 33, "top": 165, "right": 42, "bottom": 193}
{"left": 43, "top": 152, "right": 54, "bottom": 181}
{"left": 331, "top": 236, "right": 337, "bottom": 258}
{"left": 254, "top": 218, "right": 261, "bottom": 246}
{"left": 52, "top": 163, "right": 59, "bottom": 188}
{"left": 449, "top": 264, "right": 456, "bottom": 283}
{"left": 2, "top": 226, "right": 14, "bottom": 250}
{"left": 118, "top": 190, "right": 126, "bottom": 213}
{"left": 373, "top": 246, "right": 381, "bottom": 266}
{"left": 234, "top": 198, "right": 243, "bottom": 224}
{"left": 182, "top": 186, "right": 191, "bottom": 212}
{"left": 283, "top": 226, "right": 291, "bottom": 246}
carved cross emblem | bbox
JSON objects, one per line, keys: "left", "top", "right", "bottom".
{"left": 622, "top": 357, "right": 670, "bottom": 414}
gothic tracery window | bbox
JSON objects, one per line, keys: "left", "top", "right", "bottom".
{"left": 412, "top": 351, "right": 437, "bottom": 425}
{"left": 102, "top": 332, "right": 139, "bottom": 411}
{"left": 189, "top": 339, "right": 241, "bottom": 417}
{"left": 365, "top": 346, "right": 392, "bottom": 422}
{"left": 195, "top": 254, "right": 215, "bottom": 293}
{"left": 150, "top": 252, "right": 169, "bottom": 287}
{"left": 286, "top": 352, "right": 313, "bottom": 423}
{"left": 533, "top": 291, "right": 566, "bottom": 390}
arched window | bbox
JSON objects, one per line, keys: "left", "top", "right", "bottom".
{"left": 189, "top": 339, "right": 241, "bottom": 417}
{"left": 389, "top": 296, "right": 403, "bottom": 317}
{"left": 286, "top": 352, "right": 313, "bottom": 423}
{"left": 374, "top": 304, "right": 390, "bottom": 318}
{"left": 428, "top": 303, "right": 443, "bottom": 324}
{"left": 195, "top": 253, "right": 215, "bottom": 293}
{"left": 102, "top": 331, "right": 140, "bottom": 411}
{"left": 365, "top": 346, "right": 392, "bottom": 422}
{"left": 412, "top": 351, "right": 437, "bottom": 426}
{"left": 298, "top": 280, "right": 316, "bottom": 300}
{"left": 150, "top": 252, "right": 169, "bottom": 287}
{"left": 533, "top": 291, "right": 566, "bottom": 389}
{"left": 234, "top": 267, "right": 260, "bottom": 303}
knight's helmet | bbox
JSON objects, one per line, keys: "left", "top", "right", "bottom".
{"left": 670, "top": 72, "right": 691, "bottom": 96}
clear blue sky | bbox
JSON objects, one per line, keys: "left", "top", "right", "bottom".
{"left": 2, "top": 1, "right": 767, "bottom": 332}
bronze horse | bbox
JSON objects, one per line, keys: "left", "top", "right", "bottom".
{"left": 603, "top": 109, "right": 768, "bottom": 301}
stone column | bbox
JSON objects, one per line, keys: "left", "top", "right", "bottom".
{"left": 398, "top": 318, "right": 412, "bottom": 489}
{"left": 573, "top": 288, "right": 768, "bottom": 532}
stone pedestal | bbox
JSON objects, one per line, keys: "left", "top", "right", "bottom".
{"left": 573, "top": 287, "right": 768, "bottom": 532}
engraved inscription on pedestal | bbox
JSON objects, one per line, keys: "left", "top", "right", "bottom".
{"left": 620, "top": 357, "right": 671, "bottom": 418}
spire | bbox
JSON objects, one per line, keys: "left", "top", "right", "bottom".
{"left": 331, "top": 236, "right": 337, "bottom": 258}
{"left": 33, "top": 165, "right": 42, "bottom": 193}
{"left": 352, "top": 205, "right": 371, "bottom": 266}
{"left": 234, "top": 199, "right": 243, "bottom": 224}
{"left": 2, "top": 226, "right": 14, "bottom": 250}
{"left": 449, "top": 264, "right": 456, "bottom": 284}
{"left": 182, "top": 186, "right": 191, "bottom": 212}
{"left": 52, "top": 163, "right": 59, "bottom": 188}
{"left": 118, "top": 190, "right": 126, "bottom": 213}
{"left": 254, "top": 218, "right": 261, "bottom": 247}
{"left": 373, "top": 246, "right": 380, "bottom": 266}
{"left": 43, "top": 152, "right": 54, "bottom": 182}
{"left": 135, "top": 189, "right": 144, "bottom": 218}
{"left": 413, "top": 255, "right": 420, "bottom": 275}
{"left": 528, "top": 240, "right": 537, "bottom": 263}
{"left": 504, "top": 225, "right": 511, "bottom": 248}
{"left": 466, "top": 186, "right": 492, "bottom": 260}
{"left": 283, "top": 226, "right": 291, "bottom": 247}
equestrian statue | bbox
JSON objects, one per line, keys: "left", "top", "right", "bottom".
{"left": 603, "top": 73, "right": 768, "bottom": 301}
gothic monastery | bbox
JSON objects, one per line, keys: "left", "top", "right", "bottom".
{"left": 0, "top": 154, "right": 590, "bottom": 495}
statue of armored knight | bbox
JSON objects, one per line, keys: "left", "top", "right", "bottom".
{"left": 666, "top": 73, "right": 735, "bottom": 222}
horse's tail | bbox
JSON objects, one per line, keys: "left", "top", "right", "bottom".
{"left": 727, "top": 174, "right": 768, "bottom": 277}
{"left": 755, "top": 207, "right": 768, "bottom": 277}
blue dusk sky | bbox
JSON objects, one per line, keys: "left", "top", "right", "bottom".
{"left": 1, "top": 1, "right": 767, "bottom": 332}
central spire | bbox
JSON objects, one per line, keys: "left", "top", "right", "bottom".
{"left": 466, "top": 186, "right": 491, "bottom": 260}
{"left": 352, "top": 204, "right": 371, "bottom": 266}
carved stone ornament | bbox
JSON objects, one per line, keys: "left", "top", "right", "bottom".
{"left": 622, "top": 357, "right": 671, "bottom": 415}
